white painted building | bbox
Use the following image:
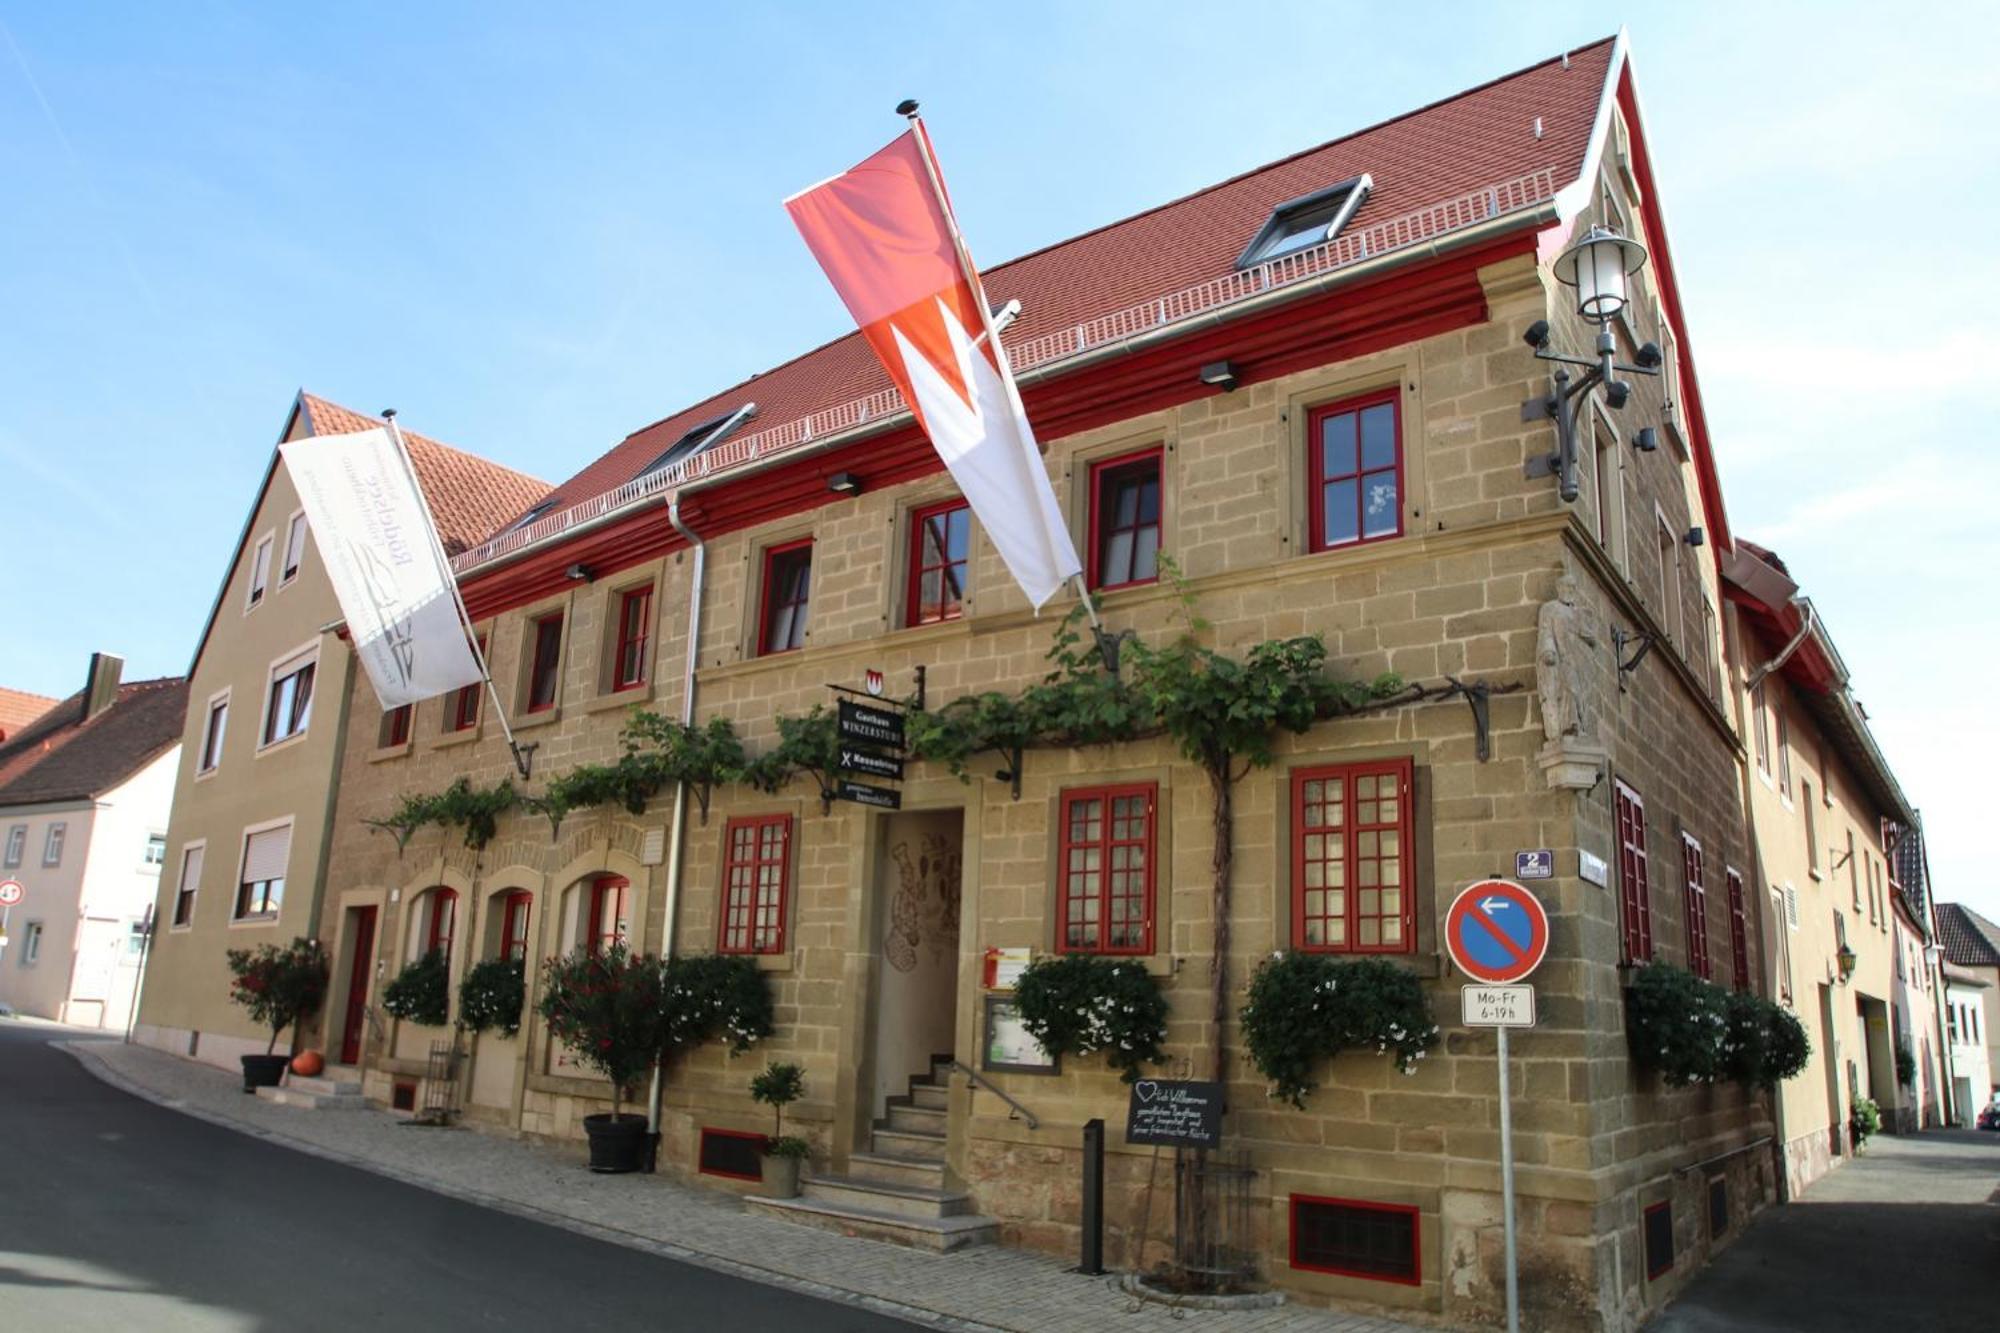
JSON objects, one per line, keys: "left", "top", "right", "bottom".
{"left": 0, "top": 655, "right": 187, "bottom": 1029}
{"left": 1944, "top": 966, "right": 1993, "bottom": 1124}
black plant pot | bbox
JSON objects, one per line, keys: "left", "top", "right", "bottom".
{"left": 241, "top": 1054, "right": 289, "bottom": 1093}
{"left": 583, "top": 1112, "right": 650, "bottom": 1174}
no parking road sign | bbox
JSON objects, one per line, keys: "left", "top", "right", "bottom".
{"left": 1444, "top": 879, "right": 1549, "bottom": 985}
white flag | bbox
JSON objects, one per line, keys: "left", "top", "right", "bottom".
{"left": 280, "top": 428, "right": 484, "bottom": 710}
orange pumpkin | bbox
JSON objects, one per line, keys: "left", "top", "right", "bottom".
{"left": 290, "top": 1050, "right": 325, "bottom": 1077}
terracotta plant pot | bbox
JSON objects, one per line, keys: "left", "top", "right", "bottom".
{"left": 290, "top": 1050, "right": 325, "bottom": 1078}
{"left": 583, "top": 1112, "right": 650, "bottom": 1174}
{"left": 759, "top": 1152, "right": 802, "bottom": 1199}
{"left": 240, "top": 1054, "right": 290, "bottom": 1092}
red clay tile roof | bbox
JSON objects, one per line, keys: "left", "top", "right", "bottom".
{"left": 518, "top": 40, "right": 1614, "bottom": 532}
{"left": 295, "top": 394, "right": 550, "bottom": 556}
{"left": 0, "top": 676, "right": 188, "bottom": 806}
{"left": 1938, "top": 904, "right": 2000, "bottom": 970}
{"left": 0, "top": 688, "right": 58, "bottom": 744}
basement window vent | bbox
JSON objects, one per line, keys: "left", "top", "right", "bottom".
{"left": 1236, "top": 175, "right": 1373, "bottom": 269}
{"left": 1644, "top": 1200, "right": 1675, "bottom": 1279}
{"left": 1708, "top": 1177, "right": 1729, "bottom": 1239}
{"left": 697, "top": 1127, "right": 766, "bottom": 1181}
{"left": 391, "top": 1080, "right": 418, "bottom": 1113}
{"left": 1289, "top": 1195, "right": 1419, "bottom": 1286}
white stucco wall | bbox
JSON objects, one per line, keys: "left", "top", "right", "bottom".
{"left": 1946, "top": 979, "right": 1994, "bottom": 1122}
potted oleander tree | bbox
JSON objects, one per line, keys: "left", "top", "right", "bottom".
{"left": 749, "top": 1061, "right": 809, "bottom": 1198}
{"left": 225, "top": 938, "right": 330, "bottom": 1092}
{"left": 538, "top": 944, "right": 664, "bottom": 1173}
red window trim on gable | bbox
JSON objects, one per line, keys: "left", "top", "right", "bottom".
{"left": 424, "top": 887, "right": 458, "bottom": 962}
{"left": 1288, "top": 1194, "right": 1421, "bottom": 1286}
{"left": 758, "top": 540, "right": 813, "bottom": 657}
{"left": 1615, "top": 779, "right": 1654, "bottom": 964}
{"left": 449, "top": 637, "right": 486, "bottom": 732}
{"left": 613, "top": 587, "right": 652, "bottom": 690}
{"left": 527, "top": 614, "right": 564, "bottom": 712}
{"left": 1307, "top": 387, "right": 1404, "bottom": 553}
{"left": 906, "top": 499, "right": 970, "bottom": 627}
{"left": 1725, "top": 868, "right": 1749, "bottom": 991}
{"left": 588, "top": 875, "right": 629, "bottom": 954}
{"left": 499, "top": 890, "right": 532, "bottom": 963}
{"left": 1056, "top": 783, "right": 1157, "bottom": 956}
{"left": 1291, "top": 758, "right": 1415, "bottom": 954}
{"left": 1682, "top": 835, "right": 1710, "bottom": 980}
{"left": 718, "top": 815, "right": 792, "bottom": 955}
{"left": 1086, "top": 446, "right": 1164, "bottom": 592}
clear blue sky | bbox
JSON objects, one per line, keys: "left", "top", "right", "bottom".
{"left": 3, "top": 4, "right": 1993, "bottom": 915}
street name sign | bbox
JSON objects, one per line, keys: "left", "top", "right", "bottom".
{"left": 1444, "top": 879, "right": 1550, "bottom": 984}
{"left": 1461, "top": 984, "right": 1536, "bottom": 1027}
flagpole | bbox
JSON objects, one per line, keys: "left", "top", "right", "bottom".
{"left": 897, "top": 99, "right": 1105, "bottom": 638}
{"left": 381, "top": 409, "right": 535, "bottom": 780}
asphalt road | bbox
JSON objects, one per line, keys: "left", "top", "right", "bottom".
{"left": 1650, "top": 1125, "right": 2000, "bottom": 1331}
{"left": 0, "top": 1023, "right": 919, "bottom": 1332}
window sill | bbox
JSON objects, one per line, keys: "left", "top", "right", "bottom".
{"left": 435, "top": 727, "right": 482, "bottom": 750}
{"left": 194, "top": 766, "right": 220, "bottom": 784}
{"left": 255, "top": 731, "right": 310, "bottom": 760}
{"left": 515, "top": 707, "right": 563, "bottom": 731}
{"left": 229, "top": 915, "right": 280, "bottom": 929}
{"left": 1662, "top": 416, "right": 1690, "bottom": 461}
{"left": 369, "top": 740, "right": 414, "bottom": 763}
{"left": 169, "top": 924, "right": 194, "bottom": 934}
{"left": 584, "top": 686, "right": 651, "bottom": 716}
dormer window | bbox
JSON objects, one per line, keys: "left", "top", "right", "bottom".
{"left": 1236, "top": 174, "right": 1372, "bottom": 269}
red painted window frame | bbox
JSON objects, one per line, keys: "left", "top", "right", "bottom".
{"left": 499, "top": 890, "right": 532, "bottom": 963}
{"left": 449, "top": 637, "right": 486, "bottom": 732}
{"left": 200, "top": 697, "right": 228, "bottom": 771}
{"left": 527, "top": 614, "right": 564, "bottom": 712}
{"left": 906, "top": 499, "right": 971, "bottom": 627}
{"left": 381, "top": 704, "right": 412, "bottom": 748}
{"left": 1086, "top": 446, "right": 1164, "bottom": 592}
{"left": 1615, "top": 780, "right": 1654, "bottom": 964}
{"left": 1307, "top": 387, "right": 1404, "bottom": 552}
{"left": 588, "top": 875, "right": 630, "bottom": 955}
{"left": 613, "top": 587, "right": 652, "bottom": 689}
{"left": 1288, "top": 1194, "right": 1421, "bottom": 1287}
{"left": 718, "top": 815, "right": 793, "bottom": 955}
{"left": 423, "top": 887, "right": 458, "bottom": 963}
{"left": 263, "top": 660, "right": 315, "bottom": 746}
{"left": 1056, "top": 783, "right": 1157, "bottom": 956}
{"left": 758, "top": 540, "right": 813, "bottom": 656}
{"left": 1682, "top": 835, "right": 1710, "bottom": 980}
{"left": 697, "top": 1126, "right": 769, "bottom": 1181}
{"left": 1725, "top": 868, "right": 1749, "bottom": 990}
{"left": 1290, "top": 758, "right": 1416, "bottom": 954}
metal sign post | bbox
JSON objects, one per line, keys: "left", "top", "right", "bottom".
{"left": 1444, "top": 879, "right": 1550, "bottom": 1333}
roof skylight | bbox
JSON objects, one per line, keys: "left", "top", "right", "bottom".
{"left": 1236, "top": 174, "right": 1373, "bottom": 269}
{"left": 639, "top": 412, "right": 739, "bottom": 479}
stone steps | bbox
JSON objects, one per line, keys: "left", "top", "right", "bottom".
{"left": 847, "top": 1150, "right": 947, "bottom": 1190}
{"left": 743, "top": 1194, "right": 999, "bottom": 1251}
{"left": 254, "top": 1071, "right": 367, "bottom": 1110}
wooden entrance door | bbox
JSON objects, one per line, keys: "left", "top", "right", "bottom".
{"left": 339, "top": 907, "right": 377, "bottom": 1065}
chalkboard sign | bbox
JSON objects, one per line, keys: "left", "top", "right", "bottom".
{"left": 1124, "top": 1079, "right": 1223, "bottom": 1148}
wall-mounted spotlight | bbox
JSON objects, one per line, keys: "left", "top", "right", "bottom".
{"left": 565, "top": 563, "right": 595, "bottom": 583}
{"left": 1634, "top": 426, "right": 1659, "bottom": 453}
{"left": 827, "top": 471, "right": 862, "bottom": 496}
{"left": 1199, "top": 360, "right": 1240, "bottom": 392}
{"left": 1521, "top": 225, "right": 1663, "bottom": 503}
{"left": 1685, "top": 526, "right": 1705, "bottom": 548}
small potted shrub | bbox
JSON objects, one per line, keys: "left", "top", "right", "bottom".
{"left": 749, "top": 1060, "right": 808, "bottom": 1198}
{"left": 381, "top": 949, "right": 450, "bottom": 1028}
{"left": 1850, "top": 1095, "right": 1881, "bottom": 1150}
{"left": 225, "top": 938, "right": 330, "bottom": 1091}
{"left": 538, "top": 944, "right": 664, "bottom": 1173}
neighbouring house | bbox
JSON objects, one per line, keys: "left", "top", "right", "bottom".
{"left": 0, "top": 687, "right": 59, "bottom": 745}
{"left": 0, "top": 655, "right": 186, "bottom": 1029}
{"left": 133, "top": 392, "right": 546, "bottom": 1070}
{"left": 312, "top": 33, "right": 1789, "bottom": 1330}
{"left": 1943, "top": 964, "right": 1992, "bottom": 1124}
{"left": 1937, "top": 902, "right": 2000, "bottom": 1115}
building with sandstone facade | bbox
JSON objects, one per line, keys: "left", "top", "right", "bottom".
{"left": 300, "top": 35, "right": 1805, "bottom": 1331}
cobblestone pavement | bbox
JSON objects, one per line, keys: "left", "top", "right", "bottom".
{"left": 63, "top": 1037, "right": 1428, "bottom": 1333}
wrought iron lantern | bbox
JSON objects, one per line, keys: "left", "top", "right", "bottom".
{"left": 1554, "top": 225, "right": 1649, "bottom": 326}
{"left": 1836, "top": 943, "right": 1858, "bottom": 983}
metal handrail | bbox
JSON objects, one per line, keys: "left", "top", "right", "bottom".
{"left": 945, "top": 1058, "right": 1040, "bottom": 1130}
{"left": 451, "top": 166, "right": 1561, "bottom": 576}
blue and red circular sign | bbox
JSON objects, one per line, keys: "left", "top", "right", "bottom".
{"left": 1444, "top": 879, "right": 1549, "bottom": 984}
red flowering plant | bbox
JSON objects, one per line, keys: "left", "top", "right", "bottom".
{"left": 536, "top": 944, "right": 666, "bottom": 1122}
{"left": 224, "top": 938, "right": 330, "bottom": 1055}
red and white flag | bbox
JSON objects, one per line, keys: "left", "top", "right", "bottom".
{"left": 786, "top": 126, "right": 1081, "bottom": 609}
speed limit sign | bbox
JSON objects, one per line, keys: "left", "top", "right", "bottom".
{"left": 0, "top": 880, "right": 23, "bottom": 907}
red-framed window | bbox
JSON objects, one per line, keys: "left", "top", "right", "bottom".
{"left": 1682, "top": 835, "right": 1710, "bottom": 980}
{"left": 380, "top": 704, "right": 412, "bottom": 748}
{"left": 1291, "top": 758, "right": 1414, "bottom": 954}
{"left": 588, "top": 875, "right": 630, "bottom": 954}
{"left": 1725, "top": 869, "right": 1750, "bottom": 991}
{"left": 498, "top": 890, "right": 532, "bottom": 963}
{"left": 1087, "top": 447, "right": 1162, "bottom": 591}
{"left": 907, "top": 499, "right": 970, "bottom": 626}
{"left": 1289, "top": 1195, "right": 1420, "bottom": 1286}
{"left": 1615, "top": 780, "right": 1654, "bottom": 963}
{"left": 613, "top": 587, "right": 652, "bottom": 689}
{"left": 449, "top": 637, "right": 486, "bottom": 731}
{"left": 527, "top": 614, "right": 564, "bottom": 711}
{"left": 697, "top": 1126, "right": 769, "bottom": 1181}
{"left": 263, "top": 657, "right": 315, "bottom": 745}
{"left": 423, "top": 887, "right": 458, "bottom": 963}
{"left": 1308, "top": 389, "right": 1402, "bottom": 551}
{"left": 199, "top": 696, "right": 228, "bottom": 771}
{"left": 1057, "top": 783, "right": 1156, "bottom": 955}
{"left": 718, "top": 815, "right": 792, "bottom": 955}
{"left": 759, "top": 541, "right": 812, "bottom": 656}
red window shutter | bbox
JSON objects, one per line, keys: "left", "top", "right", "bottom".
{"left": 1682, "top": 838, "right": 1710, "bottom": 980}
{"left": 1726, "top": 870, "right": 1750, "bottom": 990}
{"left": 718, "top": 817, "right": 791, "bottom": 954}
{"left": 1291, "top": 758, "right": 1415, "bottom": 954}
{"left": 1056, "top": 784, "right": 1156, "bottom": 955}
{"left": 1615, "top": 782, "right": 1653, "bottom": 963}
{"left": 1307, "top": 389, "right": 1403, "bottom": 552}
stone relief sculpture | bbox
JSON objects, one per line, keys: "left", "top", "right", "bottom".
{"left": 1535, "top": 575, "right": 1609, "bottom": 791}
{"left": 885, "top": 833, "right": 962, "bottom": 973}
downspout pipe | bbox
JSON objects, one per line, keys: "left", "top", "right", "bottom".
{"left": 644, "top": 482, "right": 713, "bottom": 1167}
{"left": 1745, "top": 598, "right": 1818, "bottom": 694}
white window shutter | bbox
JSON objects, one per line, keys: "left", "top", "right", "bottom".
{"left": 242, "top": 826, "right": 291, "bottom": 884}
{"left": 181, "top": 845, "right": 204, "bottom": 894}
